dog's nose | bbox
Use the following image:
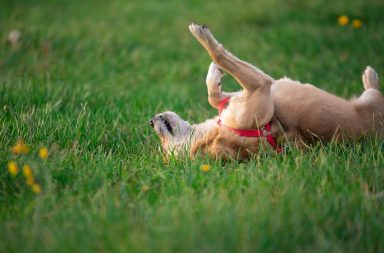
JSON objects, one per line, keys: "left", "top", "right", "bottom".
{"left": 149, "top": 118, "right": 154, "bottom": 127}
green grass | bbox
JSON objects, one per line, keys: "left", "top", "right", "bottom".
{"left": 1, "top": 0, "right": 384, "bottom": 252}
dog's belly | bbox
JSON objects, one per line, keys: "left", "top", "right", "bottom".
{"left": 271, "top": 78, "right": 362, "bottom": 141}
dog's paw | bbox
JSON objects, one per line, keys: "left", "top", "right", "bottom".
{"left": 189, "top": 22, "right": 213, "bottom": 43}
{"left": 362, "top": 66, "right": 379, "bottom": 90}
{"left": 189, "top": 23, "right": 207, "bottom": 36}
{"left": 206, "top": 62, "right": 223, "bottom": 88}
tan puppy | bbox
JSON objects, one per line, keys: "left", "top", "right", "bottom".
{"left": 150, "top": 23, "right": 384, "bottom": 160}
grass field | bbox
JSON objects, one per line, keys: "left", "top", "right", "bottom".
{"left": 1, "top": 0, "right": 384, "bottom": 252}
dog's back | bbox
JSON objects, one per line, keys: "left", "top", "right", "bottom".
{"left": 271, "top": 73, "right": 384, "bottom": 143}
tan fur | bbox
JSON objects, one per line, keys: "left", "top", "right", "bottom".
{"left": 189, "top": 23, "right": 384, "bottom": 159}
{"left": 150, "top": 24, "right": 384, "bottom": 160}
{"left": 191, "top": 127, "right": 275, "bottom": 160}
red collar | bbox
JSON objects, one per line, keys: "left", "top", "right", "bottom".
{"left": 217, "top": 97, "right": 282, "bottom": 153}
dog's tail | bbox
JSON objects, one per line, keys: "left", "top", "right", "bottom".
{"left": 362, "top": 66, "right": 380, "bottom": 90}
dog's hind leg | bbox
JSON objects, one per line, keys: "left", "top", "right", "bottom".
{"left": 206, "top": 62, "right": 240, "bottom": 109}
{"left": 353, "top": 66, "right": 384, "bottom": 136}
{"left": 189, "top": 23, "right": 273, "bottom": 92}
{"left": 357, "top": 66, "right": 384, "bottom": 109}
{"left": 362, "top": 66, "right": 379, "bottom": 90}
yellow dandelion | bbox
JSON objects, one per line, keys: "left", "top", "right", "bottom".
{"left": 26, "top": 176, "right": 35, "bottom": 186}
{"left": 32, "top": 183, "right": 41, "bottom": 194}
{"left": 22, "top": 164, "right": 33, "bottom": 178}
{"left": 352, "top": 19, "right": 362, "bottom": 29}
{"left": 201, "top": 164, "right": 210, "bottom": 172}
{"left": 11, "top": 139, "right": 30, "bottom": 155}
{"left": 38, "top": 147, "right": 49, "bottom": 159}
{"left": 141, "top": 184, "right": 150, "bottom": 192}
{"left": 7, "top": 161, "right": 19, "bottom": 176}
{"left": 337, "top": 15, "right": 349, "bottom": 26}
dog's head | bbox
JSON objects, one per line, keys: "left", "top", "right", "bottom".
{"left": 149, "top": 111, "right": 192, "bottom": 156}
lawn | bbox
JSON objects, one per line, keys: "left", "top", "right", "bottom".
{"left": 1, "top": 0, "right": 384, "bottom": 252}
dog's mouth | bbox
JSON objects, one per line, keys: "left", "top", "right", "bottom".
{"left": 150, "top": 114, "right": 174, "bottom": 135}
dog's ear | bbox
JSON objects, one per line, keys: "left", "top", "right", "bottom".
{"left": 190, "top": 127, "right": 219, "bottom": 158}
{"left": 191, "top": 128, "right": 257, "bottom": 160}
{"left": 210, "top": 132, "right": 249, "bottom": 160}
{"left": 211, "top": 130, "right": 275, "bottom": 160}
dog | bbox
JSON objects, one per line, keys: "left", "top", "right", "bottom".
{"left": 150, "top": 23, "right": 384, "bottom": 160}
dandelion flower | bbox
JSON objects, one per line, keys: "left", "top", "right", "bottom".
{"left": 141, "top": 184, "right": 150, "bottom": 192}
{"left": 38, "top": 147, "right": 49, "bottom": 159}
{"left": 7, "top": 161, "right": 19, "bottom": 176}
{"left": 201, "top": 164, "right": 210, "bottom": 172}
{"left": 26, "top": 177, "right": 35, "bottom": 186}
{"left": 22, "top": 164, "right": 33, "bottom": 178}
{"left": 32, "top": 184, "right": 41, "bottom": 194}
{"left": 352, "top": 19, "right": 362, "bottom": 29}
{"left": 22, "top": 164, "right": 36, "bottom": 186}
{"left": 11, "top": 139, "right": 29, "bottom": 155}
{"left": 338, "top": 15, "right": 349, "bottom": 26}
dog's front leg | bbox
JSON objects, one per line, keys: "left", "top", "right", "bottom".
{"left": 206, "top": 62, "right": 239, "bottom": 109}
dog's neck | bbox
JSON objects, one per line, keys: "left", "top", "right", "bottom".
{"left": 191, "top": 117, "right": 218, "bottom": 141}
{"left": 168, "top": 116, "right": 284, "bottom": 156}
